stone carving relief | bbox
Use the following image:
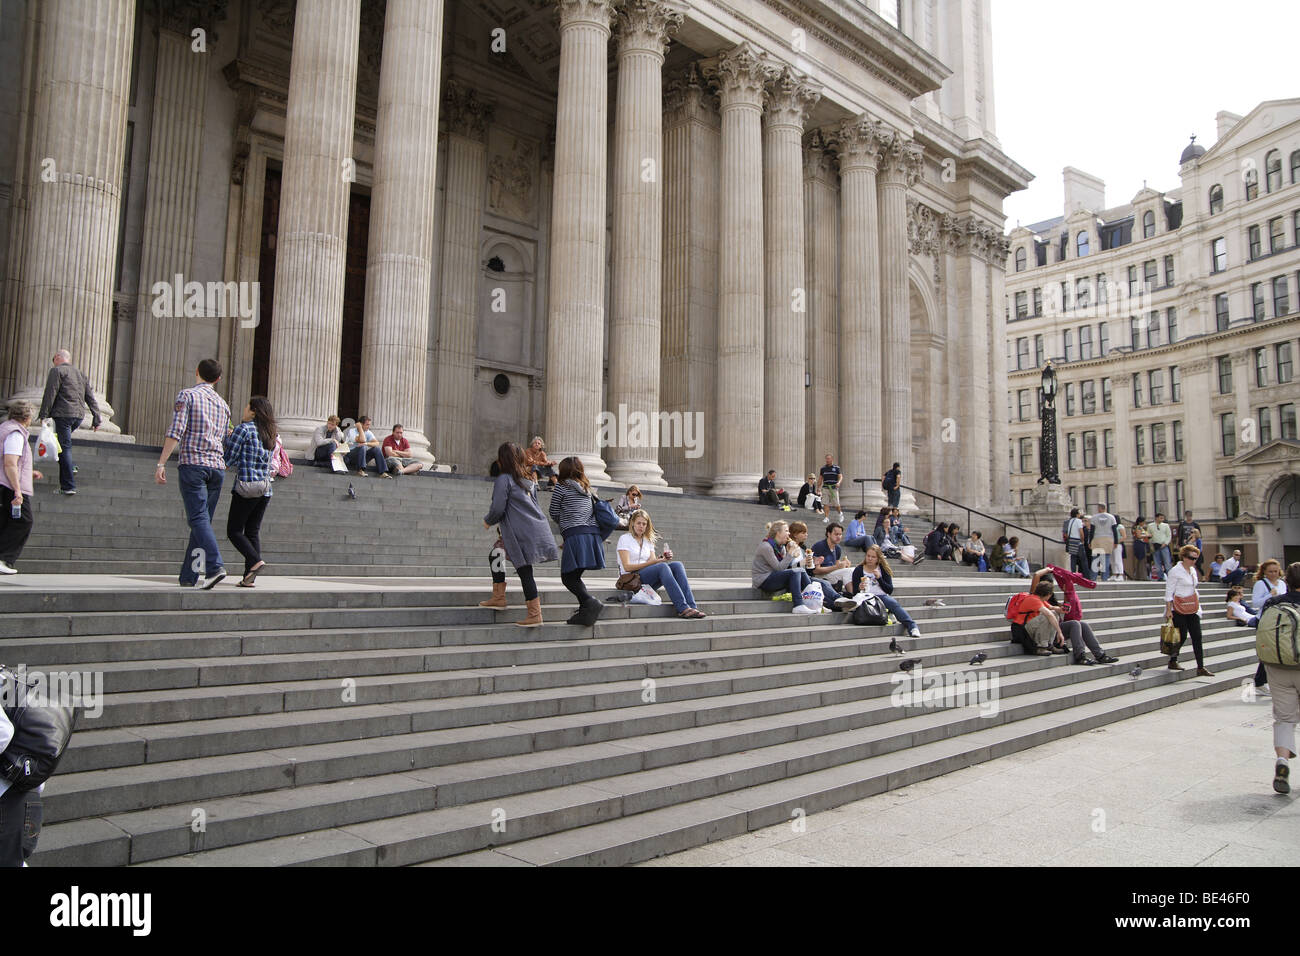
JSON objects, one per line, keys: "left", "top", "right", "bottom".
{"left": 487, "top": 131, "right": 539, "bottom": 224}
{"left": 907, "top": 198, "right": 939, "bottom": 258}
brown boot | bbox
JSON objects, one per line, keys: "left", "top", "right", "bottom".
{"left": 515, "top": 597, "right": 543, "bottom": 627}
{"left": 1168, "top": 658, "right": 1183, "bottom": 671}
{"left": 479, "top": 582, "right": 507, "bottom": 609}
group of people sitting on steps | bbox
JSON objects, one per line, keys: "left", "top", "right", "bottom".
{"left": 310, "top": 415, "right": 425, "bottom": 478}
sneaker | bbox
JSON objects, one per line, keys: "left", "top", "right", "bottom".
{"left": 791, "top": 604, "right": 815, "bottom": 615}
{"left": 822, "top": 515, "right": 829, "bottom": 523}
{"left": 0, "top": 560, "right": 16, "bottom": 575}
{"left": 1258, "top": 684, "right": 1271, "bottom": 697}
{"left": 771, "top": 592, "right": 792, "bottom": 602}
{"left": 837, "top": 512, "right": 844, "bottom": 522}
{"left": 1073, "top": 654, "right": 1096, "bottom": 666}
{"left": 200, "top": 569, "right": 227, "bottom": 590}
{"left": 1274, "top": 761, "right": 1290, "bottom": 795}
{"left": 59, "top": 488, "right": 77, "bottom": 495}
{"left": 907, "top": 626, "right": 921, "bottom": 638}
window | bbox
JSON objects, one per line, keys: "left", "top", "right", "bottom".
{"left": 1274, "top": 276, "right": 1290, "bottom": 316}
{"left": 1245, "top": 166, "right": 1259, "bottom": 201}
{"left": 1283, "top": 403, "right": 1298, "bottom": 440}
{"left": 1249, "top": 225, "right": 1262, "bottom": 260}
{"left": 1142, "top": 211, "right": 1155, "bottom": 239}
{"left": 1065, "top": 383, "right": 1076, "bottom": 416}
{"left": 1064, "top": 329, "right": 1074, "bottom": 362}
{"left": 1296, "top": 211, "right": 1300, "bottom": 246}
{"left": 1166, "top": 307, "right": 1177, "bottom": 344}
{"left": 1081, "top": 379, "right": 1096, "bottom": 414}
{"left": 1101, "top": 377, "right": 1112, "bottom": 412}
{"left": 1067, "top": 434, "right": 1077, "bottom": 470}
{"left": 1134, "top": 425, "right": 1145, "bottom": 464}
{"left": 1060, "top": 281, "right": 1071, "bottom": 311}
{"left": 1079, "top": 325, "right": 1093, "bottom": 359}
{"left": 1076, "top": 278, "right": 1090, "bottom": 309}
{"left": 1170, "top": 364, "right": 1181, "bottom": 402}
{"left": 1032, "top": 287, "right": 1042, "bottom": 316}
{"left": 1293, "top": 150, "right": 1300, "bottom": 185}
{"left": 1127, "top": 265, "right": 1138, "bottom": 298}
{"left": 1209, "top": 184, "right": 1223, "bottom": 215}
{"left": 1020, "top": 489, "right": 1031, "bottom": 506}
{"left": 1016, "top": 337, "right": 1029, "bottom": 369}
{"left": 1163, "top": 255, "right": 1174, "bottom": 286}
{"left": 1221, "top": 412, "right": 1236, "bottom": 457}
{"left": 1147, "top": 311, "right": 1162, "bottom": 349}
{"left": 1015, "top": 290, "right": 1028, "bottom": 319}
{"left": 1153, "top": 481, "right": 1169, "bottom": 518}
{"left": 1019, "top": 437, "right": 1034, "bottom": 473}
{"left": 1015, "top": 247, "right": 1026, "bottom": 272}
{"left": 1266, "top": 150, "right": 1282, "bottom": 193}
{"left": 1225, "top": 476, "right": 1240, "bottom": 519}
{"left": 1130, "top": 316, "right": 1142, "bottom": 350}
{"left": 1270, "top": 217, "right": 1285, "bottom": 254}
{"left": 1085, "top": 485, "right": 1099, "bottom": 513}
{"left": 1172, "top": 420, "right": 1184, "bottom": 461}
{"left": 1151, "top": 423, "right": 1167, "bottom": 463}
{"left": 1077, "top": 231, "right": 1089, "bottom": 257}
{"left": 1259, "top": 407, "right": 1273, "bottom": 445}
{"left": 1278, "top": 342, "right": 1293, "bottom": 383}
{"left": 1218, "top": 355, "right": 1233, "bottom": 393}
{"left": 1174, "top": 480, "right": 1185, "bottom": 519}
{"left": 1132, "top": 372, "right": 1143, "bottom": 408}
{"left": 1105, "top": 484, "right": 1116, "bottom": 511}
{"left": 1136, "top": 482, "right": 1146, "bottom": 517}
{"left": 1211, "top": 237, "right": 1226, "bottom": 272}
{"left": 1215, "top": 293, "right": 1230, "bottom": 331}
{"left": 1256, "top": 347, "right": 1269, "bottom": 386}
{"left": 1148, "top": 368, "right": 1164, "bottom": 405}
{"left": 1098, "top": 322, "right": 1109, "bottom": 355}
{"left": 1083, "top": 431, "right": 1097, "bottom": 469}
{"left": 1096, "top": 274, "right": 1108, "bottom": 304}
{"left": 1253, "top": 282, "right": 1266, "bottom": 320}
{"left": 1018, "top": 389, "right": 1031, "bottom": 421}
{"left": 1143, "top": 259, "right": 1157, "bottom": 289}
{"left": 1034, "top": 334, "right": 1044, "bottom": 366}
{"left": 1103, "top": 428, "right": 1114, "bottom": 466}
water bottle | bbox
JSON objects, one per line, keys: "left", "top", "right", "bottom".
{"left": 10, "top": 501, "right": 20, "bottom": 520}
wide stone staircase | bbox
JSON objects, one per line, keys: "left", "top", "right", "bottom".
{"left": 3, "top": 441, "right": 1257, "bottom": 866}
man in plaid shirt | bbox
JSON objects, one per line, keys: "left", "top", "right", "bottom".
{"left": 154, "top": 359, "right": 231, "bottom": 588}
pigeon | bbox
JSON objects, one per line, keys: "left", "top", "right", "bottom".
{"left": 924, "top": 598, "right": 946, "bottom": 608}
{"left": 969, "top": 652, "right": 987, "bottom": 666}
{"left": 888, "top": 636, "right": 906, "bottom": 655}
{"left": 347, "top": 483, "right": 357, "bottom": 500}
{"left": 1129, "top": 665, "right": 1143, "bottom": 680}
{"left": 899, "top": 658, "right": 921, "bottom": 672}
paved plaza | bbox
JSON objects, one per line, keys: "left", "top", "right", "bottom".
{"left": 642, "top": 684, "right": 1297, "bottom": 867}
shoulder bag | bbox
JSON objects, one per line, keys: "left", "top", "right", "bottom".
{"left": 1171, "top": 568, "right": 1200, "bottom": 615}
{"left": 235, "top": 479, "right": 270, "bottom": 499}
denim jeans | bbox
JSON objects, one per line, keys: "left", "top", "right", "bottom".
{"left": 876, "top": 593, "right": 915, "bottom": 630}
{"left": 1223, "top": 567, "right": 1248, "bottom": 587}
{"left": 346, "top": 445, "right": 386, "bottom": 474}
{"left": 1091, "top": 552, "right": 1110, "bottom": 579}
{"left": 639, "top": 561, "right": 697, "bottom": 612}
{"left": 891, "top": 531, "right": 911, "bottom": 547}
{"left": 759, "top": 568, "right": 813, "bottom": 606}
{"left": 0, "top": 787, "right": 42, "bottom": 867}
{"left": 53, "top": 416, "right": 79, "bottom": 491}
{"left": 1153, "top": 545, "right": 1173, "bottom": 580}
{"left": 177, "top": 464, "right": 224, "bottom": 584}
{"left": 843, "top": 535, "right": 870, "bottom": 550}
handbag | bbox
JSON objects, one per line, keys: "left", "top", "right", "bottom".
{"left": 591, "top": 495, "right": 621, "bottom": 540}
{"left": 0, "top": 665, "right": 79, "bottom": 792}
{"left": 234, "top": 479, "right": 270, "bottom": 499}
{"left": 850, "top": 595, "right": 888, "bottom": 626}
{"left": 1159, "top": 620, "right": 1182, "bottom": 656}
{"left": 1172, "top": 593, "right": 1199, "bottom": 615}
{"left": 616, "top": 571, "right": 642, "bottom": 591}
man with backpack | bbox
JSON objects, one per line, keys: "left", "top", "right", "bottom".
{"left": 1253, "top": 561, "right": 1300, "bottom": 794}
{"left": 1005, "top": 581, "right": 1066, "bottom": 656}
{"left": 882, "top": 462, "right": 901, "bottom": 510}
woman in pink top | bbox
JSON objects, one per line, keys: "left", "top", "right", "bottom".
{"left": 1031, "top": 564, "right": 1119, "bottom": 665}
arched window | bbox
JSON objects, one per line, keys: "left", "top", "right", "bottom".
{"left": 1291, "top": 150, "right": 1300, "bottom": 185}
{"left": 1266, "top": 150, "right": 1282, "bottom": 192}
{"left": 1142, "top": 211, "right": 1155, "bottom": 238}
{"left": 1076, "top": 231, "right": 1089, "bottom": 257}
{"left": 1015, "top": 247, "right": 1026, "bottom": 272}
{"left": 1245, "top": 165, "right": 1259, "bottom": 201}
{"left": 1208, "top": 184, "right": 1223, "bottom": 214}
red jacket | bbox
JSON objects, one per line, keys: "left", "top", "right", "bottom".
{"left": 1047, "top": 564, "right": 1096, "bottom": 622}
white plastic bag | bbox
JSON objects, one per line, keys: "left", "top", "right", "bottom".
{"left": 35, "top": 420, "right": 59, "bottom": 462}
{"left": 630, "top": 584, "right": 662, "bottom": 605}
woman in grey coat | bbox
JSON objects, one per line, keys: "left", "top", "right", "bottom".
{"left": 479, "top": 442, "right": 559, "bottom": 627}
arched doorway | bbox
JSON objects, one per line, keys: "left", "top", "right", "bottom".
{"left": 908, "top": 271, "right": 942, "bottom": 503}
{"left": 1262, "top": 474, "right": 1300, "bottom": 566}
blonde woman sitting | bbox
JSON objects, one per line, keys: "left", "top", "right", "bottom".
{"left": 617, "top": 509, "right": 705, "bottom": 619}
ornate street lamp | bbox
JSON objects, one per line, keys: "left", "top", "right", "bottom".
{"left": 1038, "top": 361, "right": 1060, "bottom": 484}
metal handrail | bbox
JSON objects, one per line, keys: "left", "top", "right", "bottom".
{"left": 900, "top": 483, "right": 1061, "bottom": 569}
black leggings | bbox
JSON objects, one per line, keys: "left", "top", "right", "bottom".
{"left": 1171, "top": 611, "right": 1204, "bottom": 667}
{"left": 488, "top": 548, "right": 538, "bottom": 601}
{"left": 561, "top": 570, "right": 591, "bottom": 605}
{"left": 227, "top": 492, "right": 270, "bottom": 576}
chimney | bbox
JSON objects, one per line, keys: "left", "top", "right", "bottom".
{"left": 1062, "top": 167, "right": 1105, "bottom": 216}
{"left": 1216, "top": 111, "right": 1243, "bottom": 140}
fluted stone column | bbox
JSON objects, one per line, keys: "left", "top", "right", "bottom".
{"left": 433, "top": 82, "right": 492, "bottom": 472}
{"left": 706, "top": 43, "right": 773, "bottom": 497}
{"left": 358, "top": 0, "right": 444, "bottom": 464}
{"left": 544, "top": 0, "right": 615, "bottom": 482}
{"left": 878, "top": 131, "right": 923, "bottom": 511}
{"left": 605, "top": 0, "right": 683, "bottom": 487}
{"left": 803, "top": 130, "right": 839, "bottom": 471}
{"left": 127, "top": 20, "right": 210, "bottom": 445}
{"left": 829, "top": 116, "right": 886, "bottom": 509}
{"left": 267, "top": 0, "right": 361, "bottom": 454}
{"left": 762, "top": 68, "right": 819, "bottom": 492}
{"left": 986, "top": 234, "right": 1010, "bottom": 510}
{"left": 8, "top": 0, "right": 136, "bottom": 432}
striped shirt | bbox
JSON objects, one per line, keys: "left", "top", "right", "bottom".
{"left": 548, "top": 480, "right": 595, "bottom": 530}
{"left": 168, "top": 383, "right": 230, "bottom": 469}
{"left": 224, "top": 421, "right": 272, "bottom": 495}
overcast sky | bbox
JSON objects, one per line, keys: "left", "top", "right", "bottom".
{"left": 990, "top": 0, "right": 1299, "bottom": 229}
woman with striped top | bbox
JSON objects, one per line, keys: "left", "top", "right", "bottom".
{"left": 223, "top": 396, "right": 275, "bottom": 587}
{"left": 549, "top": 457, "right": 605, "bottom": 626}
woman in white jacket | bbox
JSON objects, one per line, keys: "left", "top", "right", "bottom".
{"left": 1165, "top": 544, "right": 1212, "bottom": 675}
{"left": 1252, "top": 559, "right": 1288, "bottom": 610}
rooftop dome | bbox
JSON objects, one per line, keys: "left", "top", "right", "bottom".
{"left": 1180, "top": 135, "right": 1206, "bottom": 165}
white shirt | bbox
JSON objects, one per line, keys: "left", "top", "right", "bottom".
{"left": 1066, "top": 517, "right": 1083, "bottom": 540}
{"left": 1221, "top": 556, "right": 1240, "bottom": 575}
{"left": 3, "top": 432, "right": 24, "bottom": 457}
{"left": 616, "top": 533, "right": 655, "bottom": 574}
{"left": 1253, "top": 578, "right": 1287, "bottom": 609}
{"left": 1164, "top": 562, "right": 1202, "bottom": 615}
{"left": 1227, "top": 600, "right": 1254, "bottom": 624}
{"left": 858, "top": 567, "right": 886, "bottom": 596}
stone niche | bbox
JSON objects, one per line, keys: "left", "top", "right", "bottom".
{"left": 486, "top": 128, "right": 539, "bottom": 226}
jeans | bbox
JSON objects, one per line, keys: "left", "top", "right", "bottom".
{"left": 1068, "top": 539, "right": 1093, "bottom": 580}
{"left": 876, "top": 593, "right": 915, "bottom": 630}
{"left": 0, "top": 486, "right": 33, "bottom": 565}
{"left": 53, "top": 416, "right": 79, "bottom": 491}
{"left": 887, "top": 489, "right": 900, "bottom": 509}
{"left": 1091, "top": 552, "right": 1110, "bottom": 579}
{"left": 313, "top": 441, "right": 338, "bottom": 463}
{"left": 0, "top": 787, "right": 42, "bottom": 867}
{"left": 759, "top": 568, "right": 812, "bottom": 606}
{"left": 1153, "top": 545, "right": 1173, "bottom": 580}
{"left": 346, "top": 445, "right": 386, "bottom": 474}
{"left": 891, "top": 531, "right": 911, "bottom": 547}
{"left": 177, "top": 464, "right": 224, "bottom": 584}
{"left": 227, "top": 491, "right": 270, "bottom": 577}
{"left": 844, "top": 535, "right": 870, "bottom": 549}
{"left": 1003, "top": 559, "right": 1030, "bottom": 576}
{"left": 1223, "top": 567, "right": 1248, "bottom": 587}
{"left": 640, "top": 561, "right": 697, "bottom": 612}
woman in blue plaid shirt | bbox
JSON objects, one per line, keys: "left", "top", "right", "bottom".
{"left": 224, "top": 396, "right": 276, "bottom": 587}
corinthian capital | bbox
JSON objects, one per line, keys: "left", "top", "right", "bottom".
{"left": 664, "top": 62, "right": 710, "bottom": 125}
{"left": 879, "top": 130, "right": 924, "bottom": 186}
{"left": 442, "top": 80, "right": 494, "bottom": 142}
{"left": 764, "top": 67, "right": 821, "bottom": 132}
{"left": 703, "top": 42, "right": 776, "bottom": 109}
{"left": 614, "top": 0, "right": 685, "bottom": 56}
{"left": 556, "top": 0, "right": 616, "bottom": 32}
{"left": 826, "top": 114, "right": 885, "bottom": 171}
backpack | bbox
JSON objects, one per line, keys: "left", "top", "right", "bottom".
{"left": 270, "top": 437, "right": 293, "bottom": 478}
{"left": 1004, "top": 592, "right": 1039, "bottom": 626}
{"left": 1256, "top": 603, "right": 1300, "bottom": 667}
{"left": 0, "top": 666, "right": 79, "bottom": 792}
{"left": 851, "top": 595, "right": 889, "bottom": 626}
